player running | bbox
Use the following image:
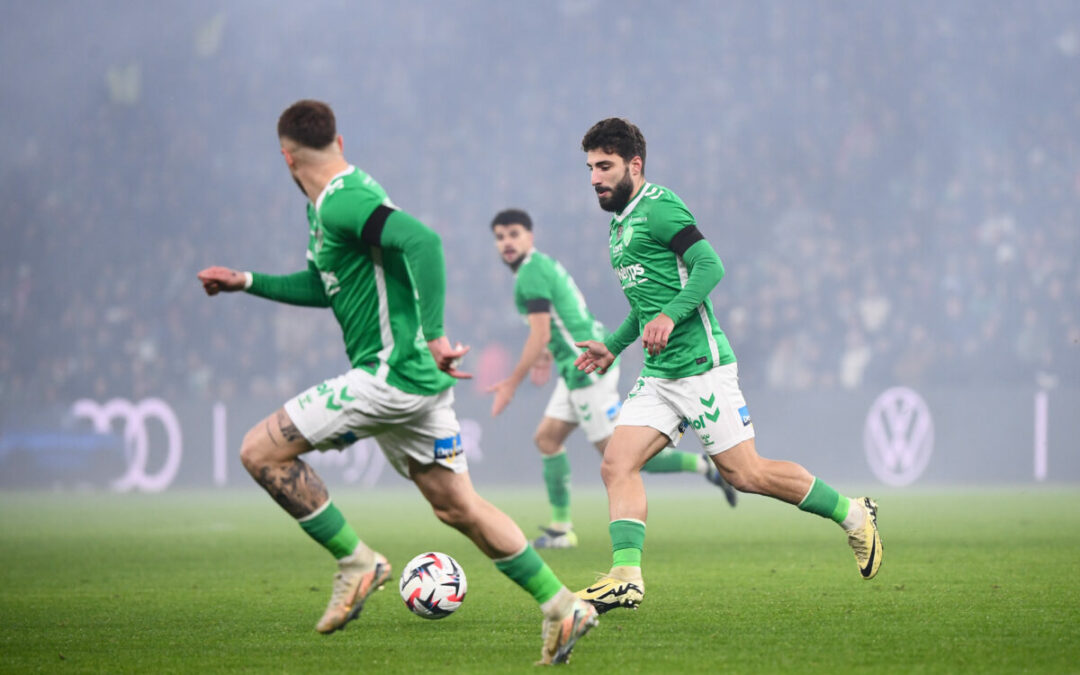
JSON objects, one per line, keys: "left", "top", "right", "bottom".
{"left": 197, "top": 100, "right": 595, "bottom": 665}
{"left": 572, "top": 118, "right": 883, "bottom": 614}
{"left": 487, "top": 208, "right": 737, "bottom": 549}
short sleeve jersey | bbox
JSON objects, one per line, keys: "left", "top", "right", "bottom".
{"left": 514, "top": 250, "right": 612, "bottom": 390}
{"left": 608, "top": 182, "right": 736, "bottom": 379}
{"left": 307, "top": 166, "right": 453, "bottom": 396}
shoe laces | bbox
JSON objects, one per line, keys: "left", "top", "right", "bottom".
{"left": 326, "top": 570, "right": 359, "bottom": 610}
{"left": 847, "top": 524, "right": 872, "bottom": 557}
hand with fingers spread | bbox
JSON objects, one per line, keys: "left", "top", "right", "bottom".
{"left": 197, "top": 266, "right": 247, "bottom": 296}
{"left": 641, "top": 313, "right": 675, "bottom": 356}
{"left": 427, "top": 337, "right": 472, "bottom": 379}
{"left": 574, "top": 340, "right": 615, "bottom": 375}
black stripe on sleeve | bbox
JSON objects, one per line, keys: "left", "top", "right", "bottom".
{"left": 668, "top": 225, "right": 705, "bottom": 257}
{"left": 360, "top": 204, "right": 395, "bottom": 247}
{"left": 525, "top": 298, "right": 552, "bottom": 313}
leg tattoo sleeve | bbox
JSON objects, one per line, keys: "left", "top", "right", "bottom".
{"left": 256, "top": 459, "right": 329, "bottom": 519}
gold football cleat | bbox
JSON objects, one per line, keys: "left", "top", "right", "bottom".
{"left": 846, "top": 498, "right": 883, "bottom": 580}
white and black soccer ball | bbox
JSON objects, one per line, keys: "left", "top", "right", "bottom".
{"left": 399, "top": 552, "right": 467, "bottom": 619}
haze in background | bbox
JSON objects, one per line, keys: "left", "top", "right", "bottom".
{"left": 1, "top": 1, "right": 1077, "bottom": 489}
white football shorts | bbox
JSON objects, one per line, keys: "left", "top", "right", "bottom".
{"left": 543, "top": 365, "right": 622, "bottom": 442}
{"left": 617, "top": 363, "right": 754, "bottom": 455}
{"left": 284, "top": 367, "right": 466, "bottom": 478}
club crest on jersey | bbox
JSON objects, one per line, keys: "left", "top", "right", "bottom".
{"left": 621, "top": 225, "right": 635, "bottom": 245}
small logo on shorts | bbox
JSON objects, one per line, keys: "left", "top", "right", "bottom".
{"left": 434, "top": 434, "right": 463, "bottom": 460}
{"left": 678, "top": 418, "right": 690, "bottom": 434}
{"left": 606, "top": 401, "right": 622, "bottom": 421}
{"left": 695, "top": 356, "right": 708, "bottom": 365}
{"left": 738, "top": 405, "right": 751, "bottom": 426}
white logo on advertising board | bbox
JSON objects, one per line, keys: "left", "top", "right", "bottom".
{"left": 863, "top": 387, "right": 933, "bottom": 486}
{"left": 72, "top": 398, "right": 183, "bottom": 493}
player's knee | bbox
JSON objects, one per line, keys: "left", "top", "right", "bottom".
{"left": 599, "top": 452, "right": 631, "bottom": 486}
{"left": 239, "top": 426, "right": 270, "bottom": 474}
{"left": 533, "top": 430, "right": 558, "bottom": 455}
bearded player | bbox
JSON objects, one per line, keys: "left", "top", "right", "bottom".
{"left": 572, "top": 118, "right": 883, "bottom": 614}
{"left": 487, "top": 208, "right": 737, "bottom": 550}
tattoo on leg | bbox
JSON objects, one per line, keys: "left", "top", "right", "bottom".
{"left": 276, "top": 410, "right": 303, "bottom": 443}
{"left": 255, "top": 459, "right": 329, "bottom": 519}
{"left": 265, "top": 419, "right": 281, "bottom": 447}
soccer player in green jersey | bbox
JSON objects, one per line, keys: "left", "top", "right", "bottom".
{"left": 487, "top": 209, "right": 737, "bottom": 549}
{"left": 571, "top": 118, "right": 883, "bottom": 614}
{"left": 197, "top": 100, "right": 595, "bottom": 664}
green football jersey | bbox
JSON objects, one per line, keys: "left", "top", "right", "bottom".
{"left": 513, "top": 250, "right": 612, "bottom": 390}
{"left": 307, "top": 166, "right": 454, "bottom": 396}
{"left": 608, "top": 182, "right": 736, "bottom": 378}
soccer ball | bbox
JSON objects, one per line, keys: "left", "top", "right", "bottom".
{"left": 399, "top": 552, "right": 467, "bottom": 619}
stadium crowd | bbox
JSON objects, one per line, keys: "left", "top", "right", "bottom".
{"left": 1, "top": 1, "right": 1076, "bottom": 412}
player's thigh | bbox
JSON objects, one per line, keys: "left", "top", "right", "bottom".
{"left": 534, "top": 416, "right": 578, "bottom": 454}
{"left": 541, "top": 377, "right": 577, "bottom": 426}
{"left": 603, "top": 423, "right": 672, "bottom": 472}
{"left": 615, "top": 375, "right": 687, "bottom": 448}
{"left": 409, "top": 457, "right": 477, "bottom": 514}
{"left": 373, "top": 389, "right": 467, "bottom": 480}
{"left": 655, "top": 363, "right": 755, "bottom": 455}
{"left": 241, "top": 407, "right": 312, "bottom": 465}
{"left": 709, "top": 437, "right": 759, "bottom": 474}
{"left": 284, "top": 368, "right": 416, "bottom": 454}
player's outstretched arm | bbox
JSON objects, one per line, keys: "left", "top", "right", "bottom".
{"left": 530, "top": 350, "right": 553, "bottom": 386}
{"left": 198, "top": 266, "right": 246, "bottom": 295}
{"left": 487, "top": 312, "right": 551, "bottom": 416}
{"left": 198, "top": 264, "right": 330, "bottom": 307}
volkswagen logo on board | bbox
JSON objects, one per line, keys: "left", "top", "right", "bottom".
{"left": 863, "top": 387, "right": 933, "bottom": 486}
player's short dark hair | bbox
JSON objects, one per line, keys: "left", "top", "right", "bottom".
{"left": 490, "top": 208, "right": 533, "bottom": 231}
{"left": 582, "top": 118, "right": 646, "bottom": 170}
{"left": 277, "top": 100, "right": 337, "bottom": 149}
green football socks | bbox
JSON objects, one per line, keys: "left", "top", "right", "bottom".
{"left": 297, "top": 500, "right": 361, "bottom": 560}
{"left": 610, "top": 519, "right": 646, "bottom": 568}
{"left": 542, "top": 451, "right": 572, "bottom": 524}
{"left": 797, "top": 478, "right": 851, "bottom": 524}
{"left": 642, "top": 448, "right": 700, "bottom": 473}
{"left": 494, "top": 544, "right": 564, "bottom": 605}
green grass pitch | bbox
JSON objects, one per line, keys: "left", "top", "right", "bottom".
{"left": 2, "top": 488, "right": 1078, "bottom": 673}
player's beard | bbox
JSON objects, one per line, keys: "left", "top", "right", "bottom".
{"left": 502, "top": 251, "right": 527, "bottom": 271}
{"left": 597, "top": 168, "right": 634, "bottom": 213}
{"left": 291, "top": 174, "right": 307, "bottom": 199}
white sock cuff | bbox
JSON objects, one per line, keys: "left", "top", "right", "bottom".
{"left": 490, "top": 541, "right": 530, "bottom": 564}
{"left": 297, "top": 498, "right": 332, "bottom": 523}
{"left": 611, "top": 518, "right": 646, "bottom": 528}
